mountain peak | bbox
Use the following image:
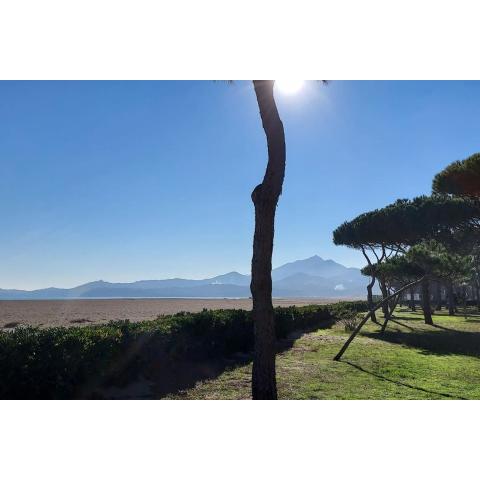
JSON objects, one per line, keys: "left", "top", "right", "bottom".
{"left": 209, "top": 271, "right": 251, "bottom": 286}
{"left": 0, "top": 255, "right": 367, "bottom": 299}
{"left": 307, "top": 255, "right": 326, "bottom": 262}
{"left": 272, "top": 255, "right": 349, "bottom": 281}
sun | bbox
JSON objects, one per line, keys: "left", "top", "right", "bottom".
{"left": 275, "top": 80, "right": 305, "bottom": 95}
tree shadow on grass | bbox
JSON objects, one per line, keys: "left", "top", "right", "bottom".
{"left": 431, "top": 324, "right": 461, "bottom": 333}
{"left": 389, "top": 318, "right": 415, "bottom": 331}
{"left": 88, "top": 319, "right": 336, "bottom": 399}
{"left": 365, "top": 328, "right": 480, "bottom": 358}
{"left": 343, "top": 361, "right": 466, "bottom": 399}
{"left": 436, "top": 310, "right": 480, "bottom": 319}
{"left": 464, "top": 318, "right": 480, "bottom": 323}
{"left": 396, "top": 307, "right": 418, "bottom": 314}
{"left": 395, "top": 308, "right": 480, "bottom": 319}
{"left": 389, "top": 315, "right": 464, "bottom": 333}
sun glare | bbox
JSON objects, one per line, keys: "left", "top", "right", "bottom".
{"left": 275, "top": 80, "right": 305, "bottom": 95}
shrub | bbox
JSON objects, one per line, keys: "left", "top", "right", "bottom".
{"left": 0, "top": 300, "right": 368, "bottom": 399}
{"left": 0, "top": 324, "right": 125, "bottom": 399}
{"left": 338, "top": 312, "right": 362, "bottom": 332}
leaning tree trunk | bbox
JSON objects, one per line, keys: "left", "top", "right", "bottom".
{"left": 250, "top": 80, "right": 285, "bottom": 400}
{"left": 447, "top": 280, "right": 455, "bottom": 316}
{"left": 380, "top": 291, "right": 402, "bottom": 333}
{"left": 367, "top": 276, "right": 377, "bottom": 323}
{"left": 389, "top": 292, "right": 400, "bottom": 314}
{"left": 421, "top": 278, "right": 433, "bottom": 325}
{"left": 334, "top": 277, "right": 424, "bottom": 361}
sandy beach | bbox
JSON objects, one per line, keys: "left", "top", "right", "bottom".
{"left": 0, "top": 297, "right": 358, "bottom": 329}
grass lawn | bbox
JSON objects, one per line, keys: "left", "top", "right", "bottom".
{"left": 168, "top": 307, "right": 480, "bottom": 399}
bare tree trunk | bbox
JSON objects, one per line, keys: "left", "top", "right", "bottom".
{"left": 387, "top": 287, "right": 396, "bottom": 315}
{"left": 389, "top": 293, "right": 400, "bottom": 315}
{"left": 250, "top": 80, "right": 285, "bottom": 400}
{"left": 367, "top": 276, "right": 377, "bottom": 324}
{"left": 380, "top": 292, "right": 399, "bottom": 333}
{"left": 435, "top": 281, "right": 442, "bottom": 311}
{"left": 476, "top": 283, "right": 480, "bottom": 313}
{"left": 381, "top": 291, "right": 401, "bottom": 333}
{"left": 410, "top": 287, "right": 416, "bottom": 311}
{"left": 447, "top": 281, "right": 455, "bottom": 316}
{"left": 379, "top": 277, "right": 390, "bottom": 320}
{"left": 421, "top": 278, "right": 433, "bottom": 325}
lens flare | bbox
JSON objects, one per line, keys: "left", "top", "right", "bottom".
{"left": 275, "top": 80, "right": 305, "bottom": 95}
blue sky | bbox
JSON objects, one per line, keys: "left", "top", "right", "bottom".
{"left": 1, "top": 80, "right": 480, "bottom": 289}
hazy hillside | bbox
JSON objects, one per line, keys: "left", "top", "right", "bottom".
{"left": 0, "top": 255, "right": 370, "bottom": 299}
{"left": 272, "top": 255, "right": 359, "bottom": 280}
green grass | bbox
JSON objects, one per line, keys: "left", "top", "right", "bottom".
{"left": 0, "top": 302, "right": 366, "bottom": 399}
{"left": 4, "top": 301, "right": 478, "bottom": 399}
{"left": 169, "top": 307, "right": 480, "bottom": 399}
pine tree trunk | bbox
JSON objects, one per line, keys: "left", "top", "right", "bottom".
{"left": 381, "top": 293, "right": 401, "bottom": 333}
{"left": 462, "top": 285, "right": 468, "bottom": 315}
{"left": 367, "top": 276, "right": 377, "bottom": 323}
{"left": 389, "top": 293, "right": 400, "bottom": 314}
{"left": 421, "top": 278, "right": 433, "bottom": 325}
{"left": 435, "top": 281, "right": 442, "bottom": 311}
{"left": 476, "top": 283, "right": 480, "bottom": 313}
{"left": 447, "top": 281, "right": 455, "bottom": 316}
{"left": 379, "top": 278, "right": 390, "bottom": 320}
{"left": 410, "top": 287, "right": 416, "bottom": 311}
{"left": 250, "top": 80, "right": 285, "bottom": 400}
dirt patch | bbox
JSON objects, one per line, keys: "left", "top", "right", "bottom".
{"left": 0, "top": 298, "right": 357, "bottom": 328}
{"left": 3, "top": 322, "right": 20, "bottom": 329}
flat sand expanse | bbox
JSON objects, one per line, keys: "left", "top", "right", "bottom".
{"left": 0, "top": 298, "right": 358, "bottom": 329}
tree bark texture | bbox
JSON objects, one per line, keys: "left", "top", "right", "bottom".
{"left": 435, "top": 281, "right": 442, "bottom": 311}
{"left": 250, "top": 80, "right": 286, "bottom": 400}
{"left": 379, "top": 277, "right": 390, "bottom": 320}
{"left": 410, "top": 287, "right": 416, "bottom": 311}
{"left": 447, "top": 281, "right": 455, "bottom": 316}
{"left": 367, "top": 276, "right": 377, "bottom": 323}
{"left": 421, "top": 278, "right": 433, "bottom": 325}
{"left": 476, "top": 284, "right": 480, "bottom": 313}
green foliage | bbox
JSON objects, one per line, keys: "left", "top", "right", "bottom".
{"left": 171, "top": 309, "right": 480, "bottom": 400}
{"left": 338, "top": 311, "right": 362, "bottom": 332}
{"left": 440, "top": 223, "right": 480, "bottom": 255}
{"left": 0, "top": 301, "right": 369, "bottom": 399}
{"left": 406, "top": 240, "right": 473, "bottom": 282}
{"left": 362, "top": 255, "right": 423, "bottom": 283}
{"left": 360, "top": 241, "right": 473, "bottom": 291}
{"left": 433, "top": 152, "right": 480, "bottom": 197}
{"left": 0, "top": 324, "right": 125, "bottom": 399}
{"left": 360, "top": 241, "right": 473, "bottom": 286}
{"left": 333, "top": 195, "right": 480, "bottom": 250}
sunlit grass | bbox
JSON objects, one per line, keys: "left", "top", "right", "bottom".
{"left": 170, "top": 307, "right": 480, "bottom": 399}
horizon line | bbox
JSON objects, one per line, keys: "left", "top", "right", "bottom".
{"left": 0, "top": 254, "right": 362, "bottom": 292}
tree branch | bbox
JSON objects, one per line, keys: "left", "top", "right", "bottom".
{"left": 333, "top": 276, "right": 425, "bottom": 361}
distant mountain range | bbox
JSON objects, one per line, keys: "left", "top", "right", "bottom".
{"left": 0, "top": 255, "right": 371, "bottom": 300}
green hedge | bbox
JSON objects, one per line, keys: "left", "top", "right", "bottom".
{"left": 0, "top": 301, "right": 368, "bottom": 399}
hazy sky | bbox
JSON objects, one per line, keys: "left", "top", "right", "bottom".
{"left": 1, "top": 80, "right": 480, "bottom": 289}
